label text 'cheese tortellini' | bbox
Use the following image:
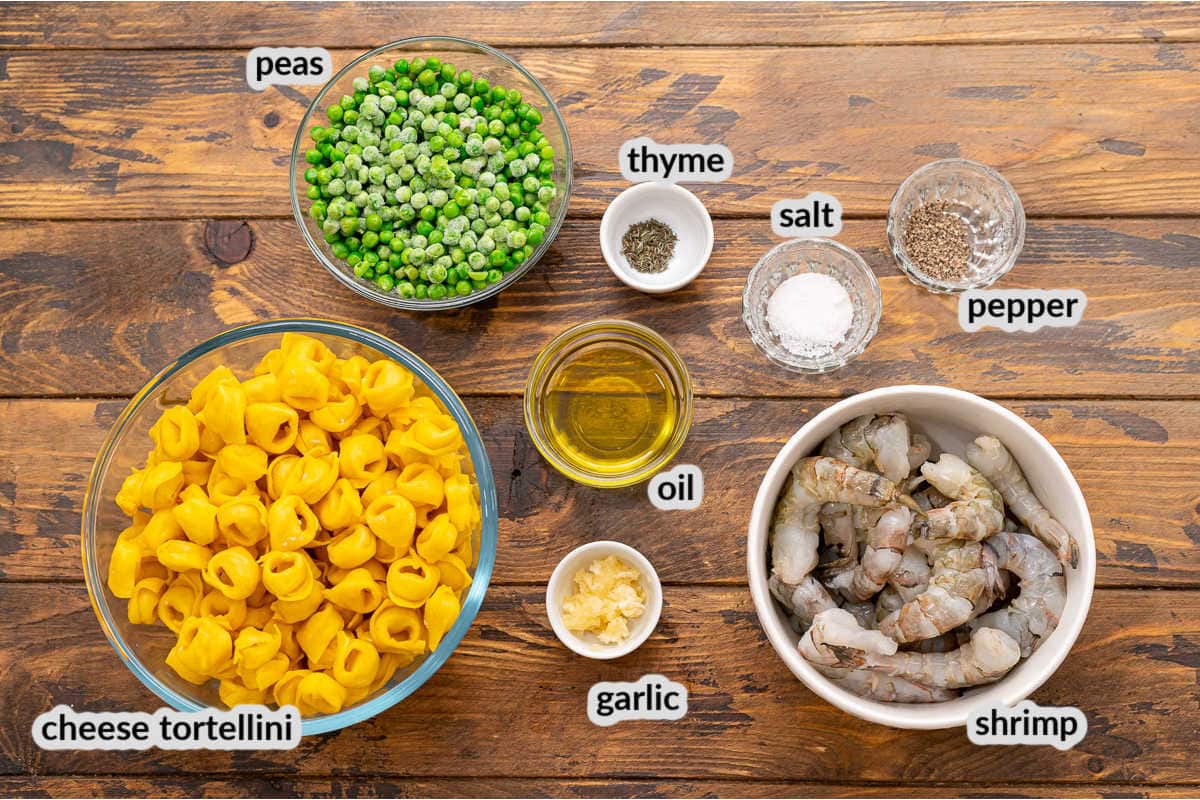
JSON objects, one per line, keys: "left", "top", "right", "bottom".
{"left": 33, "top": 705, "right": 300, "bottom": 750}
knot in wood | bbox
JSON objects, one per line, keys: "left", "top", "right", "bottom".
{"left": 202, "top": 220, "right": 254, "bottom": 268}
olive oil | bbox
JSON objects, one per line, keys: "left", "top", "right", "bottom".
{"left": 538, "top": 340, "right": 682, "bottom": 477}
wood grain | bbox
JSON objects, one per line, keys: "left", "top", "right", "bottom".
{"left": 3, "top": 776, "right": 1198, "bottom": 799}
{"left": 4, "top": 583, "right": 1198, "bottom": 784}
{"left": 4, "top": 2, "right": 1200, "bottom": 48}
{"left": 2, "top": 219, "right": 1198, "bottom": 399}
{"left": 4, "top": 397, "right": 1197, "bottom": 587}
{"left": 2, "top": 45, "right": 1199, "bottom": 219}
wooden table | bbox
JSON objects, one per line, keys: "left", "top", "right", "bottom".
{"left": 1, "top": 3, "right": 1198, "bottom": 796}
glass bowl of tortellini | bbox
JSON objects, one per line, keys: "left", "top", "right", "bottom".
{"left": 81, "top": 319, "right": 498, "bottom": 734}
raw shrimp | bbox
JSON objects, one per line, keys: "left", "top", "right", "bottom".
{"left": 967, "top": 435, "right": 1079, "bottom": 568}
{"left": 908, "top": 432, "right": 932, "bottom": 471}
{"left": 916, "top": 454, "right": 1005, "bottom": 542}
{"left": 829, "top": 627, "right": 1021, "bottom": 689}
{"left": 865, "top": 414, "right": 914, "bottom": 484}
{"left": 969, "top": 530, "right": 1067, "bottom": 657}
{"left": 877, "top": 540, "right": 1000, "bottom": 643}
{"left": 819, "top": 503, "right": 857, "bottom": 567}
{"left": 800, "top": 608, "right": 899, "bottom": 660}
{"left": 832, "top": 669, "right": 958, "bottom": 703}
{"left": 840, "top": 599, "right": 878, "bottom": 630}
{"left": 770, "top": 457, "right": 912, "bottom": 584}
{"left": 852, "top": 505, "right": 886, "bottom": 533}
{"left": 832, "top": 506, "right": 913, "bottom": 601}
{"left": 769, "top": 574, "right": 837, "bottom": 628}
{"left": 913, "top": 486, "right": 953, "bottom": 511}
{"left": 889, "top": 547, "right": 932, "bottom": 602}
{"left": 966, "top": 606, "right": 1036, "bottom": 657}
{"left": 904, "top": 630, "right": 961, "bottom": 654}
{"left": 875, "top": 584, "right": 905, "bottom": 622}
{"left": 821, "top": 414, "right": 914, "bottom": 484}
{"left": 800, "top": 608, "right": 956, "bottom": 703}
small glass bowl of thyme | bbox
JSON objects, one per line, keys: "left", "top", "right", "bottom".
{"left": 600, "top": 182, "right": 713, "bottom": 294}
{"left": 887, "top": 159, "right": 1025, "bottom": 293}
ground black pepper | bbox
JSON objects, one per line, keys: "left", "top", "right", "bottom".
{"left": 903, "top": 201, "right": 972, "bottom": 282}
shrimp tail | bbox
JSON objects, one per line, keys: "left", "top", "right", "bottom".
{"left": 967, "top": 435, "right": 1079, "bottom": 569}
{"left": 826, "top": 644, "right": 868, "bottom": 669}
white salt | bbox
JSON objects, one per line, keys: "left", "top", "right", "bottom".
{"left": 766, "top": 272, "right": 853, "bottom": 358}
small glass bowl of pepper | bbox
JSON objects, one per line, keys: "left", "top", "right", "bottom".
{"left": 887, "top": 159, "right": 1025, "bottom": 293}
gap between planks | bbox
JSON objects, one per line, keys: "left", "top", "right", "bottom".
{"left": 6, "top": 773, "right": 1200, "bottom": 790}
{"left": 7, "top": 38, "right": 1200, "bottom": 52}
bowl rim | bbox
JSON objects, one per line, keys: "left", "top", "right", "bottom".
{"left": 741, "top": 237, "right": 882, "bottom": 374}
{"left": 522, "top": 319, "right": 694, "bottom": 488}
{"left": 545, "top": 540, "right": 663, "bottom": 660}
{"left": 885, "top": 157, "right": 1026, "bottom": 294}
{"left": 598, "top": 181, "right": 714, "bottom": 294}
{"left": 81, "top": 318, "right": 499, "bottom": 735}
{"left": 289, "top": 35, "right": 574, "bottom": 311}
{"left": 745, "top": 384, "right": 1096, "bottom": 729}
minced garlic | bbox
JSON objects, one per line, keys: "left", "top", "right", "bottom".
{"left": 561, "top": 555, "right": 646, "bottom": 644}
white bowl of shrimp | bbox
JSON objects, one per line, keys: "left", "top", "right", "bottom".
{"left": 746, "top": 385, "right": 1095, "bottom": 729}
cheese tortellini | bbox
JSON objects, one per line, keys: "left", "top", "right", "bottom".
{"left": 108, "top": 334, "right": 480, "bottom": 716}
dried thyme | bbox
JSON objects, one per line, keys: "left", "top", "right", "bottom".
{"left": 621, "top": 218, "right": 677, "bottom": 274}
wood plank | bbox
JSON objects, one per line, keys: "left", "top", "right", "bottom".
{"left": 2, "top": 776, "right": 1197, "bottom": 799}
{"left": 4, "top": 2, "right": 1200, "bottom": 49}
{"left": 1, "top": 218, "right": 1197, "bottom": 399}
{"left": 4, "top": 584, "right": 1198, "bottom": 783}
{"left": 2, "top": 45, "right": 1199, "bottom": 218}
{"left": 3, "top": 397, "right": 1196, "bottom": 587}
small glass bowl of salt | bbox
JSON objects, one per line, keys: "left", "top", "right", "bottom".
{"left": 742, "top": 238, "right": 881, "bottom": 373}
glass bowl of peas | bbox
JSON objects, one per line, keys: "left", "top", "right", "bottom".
{"left": 290, "top": 37, "right": 573, "bottom": 310}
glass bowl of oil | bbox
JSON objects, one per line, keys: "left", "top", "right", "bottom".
{"left": 524, "top": 320, "right": 693, "bottom": 488}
